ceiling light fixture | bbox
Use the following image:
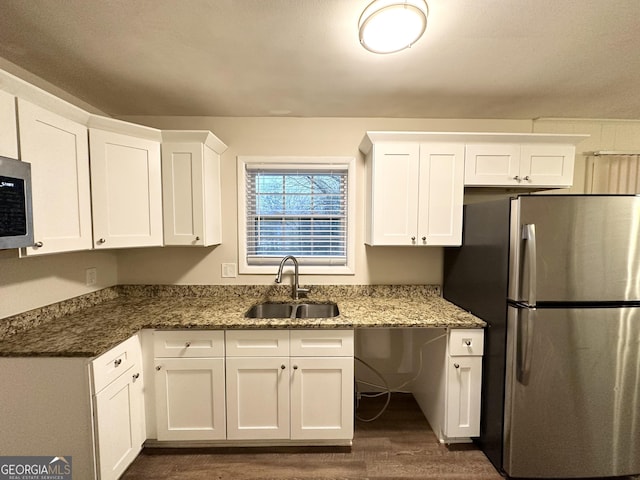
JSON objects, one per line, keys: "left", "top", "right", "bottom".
{"left": 358, "top": 0, "right": 429, "bottom": 54}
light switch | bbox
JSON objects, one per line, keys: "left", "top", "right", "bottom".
{"left": 85, "top": 267, "right": 97, "bottom": 286}
{"left": 221, "top": 263, "right": 237, "bottom": 278}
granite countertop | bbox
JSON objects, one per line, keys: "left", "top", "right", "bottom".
{"left": 0, "top": 285, "right": 485, "bottom": 357}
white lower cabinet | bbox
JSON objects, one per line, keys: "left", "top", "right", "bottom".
{"left": 226, "top": 329, "right": 354, "bottom": 444}
{"left": 412, "top": 328, "right": 483, "bottom": 443}
{"left": 153, "top": 330, "right": 226, "bottom": 441}
{"left": 92, "top": 335, "right": 145, "bottom": 480}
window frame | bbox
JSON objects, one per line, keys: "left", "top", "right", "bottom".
{"left": 237, "top": 156, "right": 356, "bottom": 275}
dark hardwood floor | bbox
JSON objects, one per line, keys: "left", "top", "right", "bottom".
{"left": 121, "top": 393, "right": 503, "bottom": 479}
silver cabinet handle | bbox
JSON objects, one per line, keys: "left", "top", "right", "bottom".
{"left": 156, "top": 365, "right": 162, "bottom": 371}
{"left": 114, "top": 359, "right": 122, "bottom": 367}
{"left": 454, "top": 363, "right": 460, "bottom": 369}
{"left": 411, "top": 236, "right": 416, "bottom": 242}
{"left": 293, "top": 365, "right": 298, "bottom": 370}
{"left": 522, "top": 224, "right": 537, "bottom": 306}
{"left": 195, "top": 236, "right": 200, "bottom": 241}
{"left": 422, "top": 236, "right": 426, "bottom": 242}
{"left": 34, "top": 241, "right": 43, "bottom": 248}
{"left": 97, "top": 238, "right": 106, "bottom": 244}
{"left": 464, "top": 340, "right": 471, "bottom": 346}
{"left": 132, "top": 373, "right": 140, "bottom": 380}
{"left": 514, "top": 175, "right": 521, "bottom": 181}
{"left": 185, "top": 342, "right": 191, "bottom": 348}
{"left": 280, "top": 364, "right": 286, "bottom": 370}
{"left": 523, "top": 175, "right": 530, "bottom": 181}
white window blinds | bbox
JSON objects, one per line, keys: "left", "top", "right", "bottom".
{"left": 245, "top": 166, "right": 348, "bottom": 266}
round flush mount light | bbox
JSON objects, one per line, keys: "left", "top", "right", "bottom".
{"left": 359, "top": 0, "right": 429, "bottom": 54}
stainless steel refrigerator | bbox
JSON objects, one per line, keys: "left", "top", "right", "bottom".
{"left": 443, "top": 194, "right": 640, "bottom": 479}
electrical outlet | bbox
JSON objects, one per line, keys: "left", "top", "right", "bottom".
{"left": 221, "top": 263, "right": 237, "bottom": 278}
{"left": 85, "top": 267, "right": 97, "bottom": 286}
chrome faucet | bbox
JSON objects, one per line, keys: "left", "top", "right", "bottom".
{"left": 275, "top": 255, "right": 309, "bottom": 300}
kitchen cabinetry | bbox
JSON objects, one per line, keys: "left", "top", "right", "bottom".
{"left": 412, "top": 328, "right": 483, "bottom": 443}
{"left": 161, "top": 130, "right": 227, "bottom": 246}
{"left": 89, "top": 117, "right": 163, "bottom": 249}
{"left": 153, "top": 330, "right": 226, "bottom": 441}
{"left": 17, "top": 99, "right": 93, "bottom": 255}
{"left": 0, "top": 89, "right": 18, "bottom": 158}
{"left": 92, "top": 335, "right": 145, "bottom": 480}
{"left": 363, "top": 141, "right": 464, "bottom": 246}
{"left": 465, "top": 143, "right": 576, "bottom": 187}
{"left": 226, "top": 329, "right": 354, "bottom": 443}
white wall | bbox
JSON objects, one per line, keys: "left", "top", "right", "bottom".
{"left": 115, "top": 116, "right": 531, "bottom": 286}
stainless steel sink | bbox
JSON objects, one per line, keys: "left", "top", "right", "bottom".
{"left": 245, "top": 302, "right": 339, "bottom": 319}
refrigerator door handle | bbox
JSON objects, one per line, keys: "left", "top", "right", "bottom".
{"left": 516, "top": 307, "right": 536, "bottom": 385}
{"left": 522, "top": 224, "right": 537, "bottom": 306}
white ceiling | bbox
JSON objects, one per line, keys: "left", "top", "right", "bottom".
{"left": 0, "top": 0, "right": 639, "bottom": 119}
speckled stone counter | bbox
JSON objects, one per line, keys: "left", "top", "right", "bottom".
{"left": 0, "top": 285, "right": 484, "bottom": 357}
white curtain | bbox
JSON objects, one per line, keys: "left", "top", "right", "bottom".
{"left": 586, "top": 154, "right": 640, "bottom": 194}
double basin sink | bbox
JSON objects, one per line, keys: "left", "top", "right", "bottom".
{"left": 245, "top": 302, "right": 339, "bottom": 319}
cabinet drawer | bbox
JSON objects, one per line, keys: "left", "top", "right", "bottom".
{"left": 154, "top": 330, "right": 224, "bottom": 358}
{"left": 290, "top": 330, "right": 354, "bottom": 357}
{"left": 448, "top": 329, "right": 484, "bottom": 356}
{"left": 92, "top": 335, "right": 141, "bottom": 393}
{"left": 225, "top": 330, "right": 289, "bottom": 356}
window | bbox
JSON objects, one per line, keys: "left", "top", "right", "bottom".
{"left": 238, "top": 156, "right": 355, "bottom": 275}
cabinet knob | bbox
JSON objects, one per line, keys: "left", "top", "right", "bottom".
{"left": 523, "top": 175, "right": 531, "bottom": 181}
{"left": 114, "top": 358, "right": 122, "bottom": 367}
{"left": 156, "top": 365, "right": 162, "bottom": 371}
{"left": 132, "top": 373, "right": 140, "bottom": 380}
{"left": 464, "top": 340, "right": 472, "bottom": 346}
{"left": 185, "top": 342, "right": 191, "bottom": 348}
{"left": 454, "top": 363, "right": 460, "bottom": 369}
{"left": 280, "top": 364, "right": 286, "bottom": 370}
{"left": 293, "top": 365, "right": 298, "bottom": 370}
{"left": 195, "top": 236, "right": 200, "bottom": 241}
{"left": 34, "top": 241, "right": 44, "bottom": 248}
{"left": 97, "top": 238, "right": 106, "bottom": 244}
{"left": 513, "top": 175, "right": 520, "bottom": 181}
{"left": 411, "top": 236, "right": 416, "bottom": 242}
{"left": 422, "top": 236, "right": 426, "bottom": 242}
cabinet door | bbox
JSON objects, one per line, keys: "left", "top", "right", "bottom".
{"left": 464, "top": 143, "right": 521, "bottom": 186}
{"left": 162, "top": 142, "right": 206, "bottom": 246}
{"left": 417, "top": 143, "right": 464, "bottom": 246}
{"left": 520, "top": 144, "right": 575, "bottom": 187}
{"left": 94, "top": 367, "right": 144, "bottom": 480}
{"left": 154, "top": 357, "right": 226, "bottom": 441}
{"left": 0, "top": 90, "right": 18, "bottom": 159}
{"left": 226, "top": 357, "right": 290, "bottom": 440}
{"left": 367, "top": 143, "right": 420, "bottom": 245}
{"left": 89, "top": 128, "right": 163, "bottom": 249}
{"left": 445, "top": 356, "right": 482, "bottom": 438}
{"left": 17, "top": 99, "right": 92, "bottom": 255}
{"left": 290, "top": 357, "right": 353, "bottom": 440}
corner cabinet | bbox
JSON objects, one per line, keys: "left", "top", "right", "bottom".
{"left": 161, "top": 130, "right": 227, "bottom": 246}
{"left": 89, "top": 117, "right": 163, "bottom": 249}
{"left": 91, "top": 335, "right": 145, "bottom": 480}
{"left": 361, "top": 140, "right": 464, "bottom": 247}
{"left": 17, "top": 99, "right": 93, "bottom": 255}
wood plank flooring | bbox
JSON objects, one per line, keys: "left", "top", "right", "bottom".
{"left": 121, "top": 393, "right": 503, "bottom": 479}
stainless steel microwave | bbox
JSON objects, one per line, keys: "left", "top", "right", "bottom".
{"left": 0, "top": 156, "right": 34, "bottom": 249}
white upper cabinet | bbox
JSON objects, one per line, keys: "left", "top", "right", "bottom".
{"left": 363, "top": 138, "right": 464, "bottom": 246}
{"left": 89, "top": 118, "right": 163, "bottom": 249}
{"left": 17, "top": 99, "right": 93, "bottom": 255}
{"left": 465, "top": 142, "right": 577, "bottom": 187}
{"left": 0, "top": 90, "right": 18, "bottom": 159}
{"left": 161, "top": 130, "right": 227, "bottom": 247}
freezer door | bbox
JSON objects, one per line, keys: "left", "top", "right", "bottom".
{"left": 504, "top": 305, "right": 640, "bottom": 478}
{"left": 510, "top": 195, "right": 640, "bottom": 303}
